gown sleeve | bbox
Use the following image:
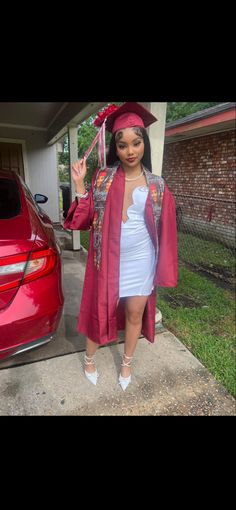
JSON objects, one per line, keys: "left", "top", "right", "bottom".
{"left": 154, "top": 183, "right": 178, "bottom": 287}
{"left": 63, "top": 172, "right": 97, "bottom": 231}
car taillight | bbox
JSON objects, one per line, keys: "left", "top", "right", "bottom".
{"left": 0, "top": 248, "right": 57, "bottom": 292}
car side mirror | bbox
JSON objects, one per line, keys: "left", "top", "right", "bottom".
{"left": 34, "top": 194, "right": 48, "bottom": 204}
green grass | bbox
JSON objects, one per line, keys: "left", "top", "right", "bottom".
{"left": 80, "top": 230, "right": 90, "bottom": 251}
{"left": 178, "top": 231, "right": 235, "bottom": 276}
{"left": 59, "top": 190, "right": 63, "bottom": 211}
{"left": 158, "top": 266, "right": 236, "bottom": 397}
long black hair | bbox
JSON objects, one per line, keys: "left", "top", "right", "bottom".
{"left": 106, "top": 127, "right": 152, "bottom": 172}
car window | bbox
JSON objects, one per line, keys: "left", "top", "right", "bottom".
{"left": 0, "top": 178, "right": 21, "bottom": 219}
{"left": 20, "top": 179, "right": 41, "bottom": 213}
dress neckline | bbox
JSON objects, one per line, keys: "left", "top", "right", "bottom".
{"left": 122, "top": 186, "right": 149, "bottom": 224}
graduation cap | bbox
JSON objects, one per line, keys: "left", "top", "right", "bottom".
{"left": 104, "top": 102, "right": 158, "bottom": 133}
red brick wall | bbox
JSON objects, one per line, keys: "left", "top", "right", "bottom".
{"left": 162, "top": 130, "right": 236, "bottom": 245}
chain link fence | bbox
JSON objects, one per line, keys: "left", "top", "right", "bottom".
{"left": 175, "top": 194, "right": 235, "bottom": 285}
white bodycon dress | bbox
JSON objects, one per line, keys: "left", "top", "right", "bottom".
{"left": 119, "top": 186, "right": 157, "bottom": 298}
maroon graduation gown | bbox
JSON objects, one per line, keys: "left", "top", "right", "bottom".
{"left": 64, "top": 166, "right": 178, "bottom": 344}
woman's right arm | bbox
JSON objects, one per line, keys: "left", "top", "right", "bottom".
{"left": 63, "top": 159, "right": 96, "bottom": 231}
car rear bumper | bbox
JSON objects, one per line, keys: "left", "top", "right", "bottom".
{"left": 0, "top": 270, "right": 64, "bottom": 360}
{"left": 0, "top": 333, "right": 56, "bottom": 360}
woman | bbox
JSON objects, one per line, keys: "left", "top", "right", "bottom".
{"left": 64, "top": 102, "right": 178, "bottom": 390}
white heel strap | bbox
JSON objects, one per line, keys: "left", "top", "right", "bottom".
{"left": 121, "top": 354, "right": 133, "bottom": 367}
{"left": 84, "top": 354, "right": 96, "bottom": 366}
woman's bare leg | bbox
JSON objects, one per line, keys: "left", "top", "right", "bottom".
{"left": 84, "top": 337, "right": 99, "bottom": 373}
{"left": 121, "top": 295, "right": 149, "bottom": 378}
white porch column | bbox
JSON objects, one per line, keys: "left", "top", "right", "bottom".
{"left": 68, "top": 126, "right": 81, "bottom": 250}
{"left": 140, "top": 102, "right": 167, "bottom": 176}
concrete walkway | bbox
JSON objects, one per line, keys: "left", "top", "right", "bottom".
{"left": 0, "top": 324, "right": 235, "bottom": 416}
{"left": 0, "top": 229, "right": 235, "bottom": 416}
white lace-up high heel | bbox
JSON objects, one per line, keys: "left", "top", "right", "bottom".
{"left": 84, "top": 354, "right": 99, "bottom": 386}
{"left": 118, "top": 354, "right": 133, "bottom": 391}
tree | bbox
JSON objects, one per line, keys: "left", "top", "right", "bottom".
{"left": 166, "top": 102, "right": 222, "bottom": 122}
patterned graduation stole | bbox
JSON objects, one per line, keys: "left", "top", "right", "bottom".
{"left": 92, "top": 166, "right": 119, "bottom": 270}
{"left": 92, "top": 165, "right": 164, "bottom": 270}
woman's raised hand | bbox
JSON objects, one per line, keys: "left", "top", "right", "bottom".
{"left": 71, "top": 158, "right": 87, "bottom": 184}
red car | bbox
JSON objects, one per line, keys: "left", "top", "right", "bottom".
{"left": 0, "top": 170, "right": 64, "bottom": 360}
